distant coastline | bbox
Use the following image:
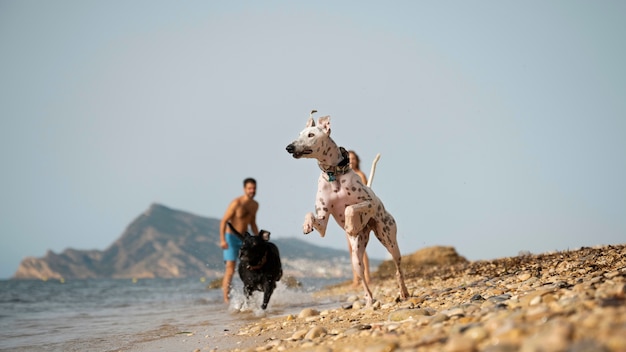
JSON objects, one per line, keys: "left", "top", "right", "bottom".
{"left": 11, "top": 203, "right": 373, "bottom": 280}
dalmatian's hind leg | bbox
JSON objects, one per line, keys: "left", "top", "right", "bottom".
{"left": 344, "top": 202, "right": 375, "bottom": 237}
{"left": 373, "top": 213, "right": 409, "bottom": 301}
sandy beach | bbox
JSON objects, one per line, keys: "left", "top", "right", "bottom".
{"left": 126, "top": 244, "right": 626, "bottom": 352}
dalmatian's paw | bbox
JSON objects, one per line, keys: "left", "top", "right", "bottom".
{"left": 303, "top": 212, "right": 315, "bottom": 234}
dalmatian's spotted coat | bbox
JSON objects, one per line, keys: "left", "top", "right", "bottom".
{"left": 286, "top": 113, "right": 409, "bottom": 305}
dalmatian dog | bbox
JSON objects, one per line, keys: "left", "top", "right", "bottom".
{"left": 285, "top": 111, "right": 409, "bottom": 305}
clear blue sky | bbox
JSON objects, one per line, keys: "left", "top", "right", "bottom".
{"left": 1, "top": 1, "right": 624, "bottom": 279}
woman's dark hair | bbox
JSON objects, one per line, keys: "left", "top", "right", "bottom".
{"left": 348, "top": 150, "right": 361, "bottom": 169}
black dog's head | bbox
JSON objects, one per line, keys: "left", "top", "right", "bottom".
{"left": 239, "top": 229, "right": 271, "bottom": 264}
{"left": 226, "top": 222, "right": 271, "bottom": 264}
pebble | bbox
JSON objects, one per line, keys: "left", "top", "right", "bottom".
{"left": 304, "top": 326, "right": 327, "bottom": 340}
{"left": 359, "top": 341, "right": 398, "bottom": 352}
{"left": 464, "top": 325, "right": 489, "bottom": 342}
{"left": 291, "top": 329, "right": 308, "bottom": 340}
{"left": 430, "top": 313, "right": 450, "bottom": 325}
{"left": 470, "top": 294, "right": 485, "bottom": 301}
{"left": 443, "top": 307, "right": 465, "bottom": 318}
{"left": 388, "top": 308, "right": 431, "bottom": 321}
{"left": 298, "top": 308, "right": 319, "bottom": 318}
{"left": 229, "top": 244, "right": 626, "bottom": 352}
{"left": 444, "top": 335, "right": 477, "bottom": 352}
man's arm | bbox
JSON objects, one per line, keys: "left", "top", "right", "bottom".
{"left": 250, "top": 202, "right": 259, "bottom": 235}
{"left": 220, "top": 199, "right": 238, "bottom": 249}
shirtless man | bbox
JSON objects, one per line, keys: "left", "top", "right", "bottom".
{"left": 219, "top": 178, "right": 259, "bottom": 304}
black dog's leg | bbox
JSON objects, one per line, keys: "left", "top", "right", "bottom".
{"left": 244, "top": 285, "right": 254, "bottom": 306}
{"left": 261, "top": 281, "right": 276, "bottom": 310}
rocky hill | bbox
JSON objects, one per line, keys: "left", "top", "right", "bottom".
{"left": 12, "top": 203, "right": 368, "bottom": 280}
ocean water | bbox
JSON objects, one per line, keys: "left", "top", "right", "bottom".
{"left": 0, "top": 277, "right": 348, "bottom": 352}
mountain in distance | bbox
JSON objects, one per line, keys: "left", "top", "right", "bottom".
{"left": 13, "top": 203, "right": 369, "bottom": 280}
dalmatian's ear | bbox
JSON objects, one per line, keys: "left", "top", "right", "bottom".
{"left": 306, "top": 109, "right": 318, "bottom": 127}
{"left": 318, "top": 116, "right": 331, "bottom": 135}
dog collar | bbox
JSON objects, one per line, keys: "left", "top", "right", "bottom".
{"left": 318, "top": 147, "right": 351, "bottom": 182}
{"left": 246, "top": 251, "right": 268, "bottom": 270}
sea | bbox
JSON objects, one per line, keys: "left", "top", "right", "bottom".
{"left": 0, "top": 276, "right": 348, "bottom": 352}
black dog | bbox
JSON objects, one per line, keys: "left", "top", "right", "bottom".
{"left": 227, "top": 223, "right": 282, "bottom": 310}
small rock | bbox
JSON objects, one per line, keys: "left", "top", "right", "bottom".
{"left": 291, "top": 329, "right": 308, "bottom": 340}
{"left": 328, "top": 328, "right": 343, "bottom": 335}
{"left": 386, "top": 323, "right": 400, "bottom": 332}
{"left": 524, "top": 305, "right": 549, "bottom": 320}
{"left": 604, "top": 270, "right": 621, "bottom": 279}
{"left": 362, "top": 341, "right": 399, "bottom": 352}
{"left": 430, "top": 313, "right": 449, "bottom": 325}
{"left": 343, "top": 327, "right": 361, "bottom": 336}
{"left": 352, "top": 300, "right": 363, "bottom": 310}
{"left": 298, "top": 308, "right": 319, "bottom": 318}
{"left": 464, "top": 326, "right": 489, "bottom": 342}
{"left": 443, "top": 307, "right": 465, "bottom": 318}
{"left": 283, "top": 275, "right": 302, "bottom": 288}
{"left": 388, "top": 308, "right": 431, "bottom": 321}
{"left": 470, "top": 294, "right": 485, "bottom": 302}
{"left": 304, "top": 326, "right": 327, "bottom": 339}
{"left": 487, "top": 294, "right": 512, "bottom": 303}
{"left": 529, "top": 295, "right": 542, "bottom": 306}
{"left": 445, "top": 335, "right": 477, "bottom": 352}
{"left": 408, "top": 296, "right": 426, "bottom": 305}
{"left": 207, "top": 277, "right": 222, "bottom": 289}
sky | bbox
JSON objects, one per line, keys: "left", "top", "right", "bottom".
{"left": 1, "top": 1, "right": 624, "bottom": 279}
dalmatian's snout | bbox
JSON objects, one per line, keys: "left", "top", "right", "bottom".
{"left": 286, "top": 142, "right": 312, "bottom": 159}
{"left": 286, "top": 143, "right": 301, "bottom": 159}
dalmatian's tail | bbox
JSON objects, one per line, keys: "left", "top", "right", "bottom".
{"left": 367, "top": 153, "right": 381, "bottom": 188}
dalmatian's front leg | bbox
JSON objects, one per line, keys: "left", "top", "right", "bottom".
{"left": 303, "top": 212, "right": 316, "bottom": 234}
{"left": 303, "top": 195, "right": 331, "bottom": 237}
{"left": 303, "top": 212, "right": 330, "bottom": 237}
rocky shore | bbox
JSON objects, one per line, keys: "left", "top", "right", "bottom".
{"left": 226, "top": 244, "right": 626, "bottom": 352}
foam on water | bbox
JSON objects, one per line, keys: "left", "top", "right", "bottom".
{"left": 228, "top": 279, "right": 346, "bottom": 316}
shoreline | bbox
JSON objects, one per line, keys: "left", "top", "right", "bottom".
{"left": 126, "top": 244, "right": 626, "bottom": 351}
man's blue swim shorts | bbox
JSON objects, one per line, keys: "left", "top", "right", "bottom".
{"left": 223, "top": 233, "right": 242, "bottom": 262}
